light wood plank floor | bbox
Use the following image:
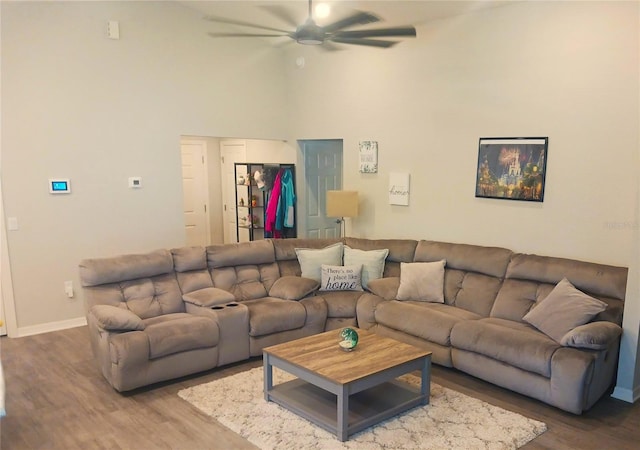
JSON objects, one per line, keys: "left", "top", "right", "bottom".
{"left": 1, "top": 326, "right": 639, "bottom": 449}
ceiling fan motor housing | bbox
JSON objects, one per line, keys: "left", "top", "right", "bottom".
{"left": 296, "top": 20, "right": 325, "bottom": 45}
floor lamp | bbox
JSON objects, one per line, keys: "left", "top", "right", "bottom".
{"left": 326, "top": 191, "right": 359, "bottom": 238}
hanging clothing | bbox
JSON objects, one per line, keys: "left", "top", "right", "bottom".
{"left": 265, "top": 169, "right": 283, "bottom": 237}
{"left": 277, "top": 168, "right": 295, "bottom": 229}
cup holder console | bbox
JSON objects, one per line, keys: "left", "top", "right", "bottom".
{"left": 207, "top": 301, "right": 250, "bottom": 365}
{"left": 210, "top": 303, "right": 239, "bottom": 310}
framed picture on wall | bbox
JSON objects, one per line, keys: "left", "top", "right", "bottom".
{"left": 359, "top": 141, "right": 378, "bottom": 173}
{"left": 475, "top": 137, "right": 548, "bottom": 202}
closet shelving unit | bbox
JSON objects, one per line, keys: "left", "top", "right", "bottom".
{"left": 234, "top": 163, "right": 296, "bottom": 242}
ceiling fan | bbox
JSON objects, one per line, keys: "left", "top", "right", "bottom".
{"left": 205, "top": 0, "right": 417, "bottom": 48}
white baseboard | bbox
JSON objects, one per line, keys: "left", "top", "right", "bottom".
{"left": 611, "top": 385, "right": 640, "bottom": 403}
{"left": 16, "top": 317, "right": 87, "bottom": 337}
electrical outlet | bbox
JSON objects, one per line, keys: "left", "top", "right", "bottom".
{"left": 64, "top": 280, "right": 74, "bottom": 298}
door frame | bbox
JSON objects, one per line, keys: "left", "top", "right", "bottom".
{"left": 1, "top": 179, "right": 17, "bottom": 337}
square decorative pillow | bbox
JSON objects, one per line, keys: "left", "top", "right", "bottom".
{"left": 523, "top": 277, "right": 608, "bottom": 344}
{"left": 396, "top": 260, "right": 446, "bottom": 303}
{"left": 295, "top": 242, "right": 343, "bottom": 283}
{"left": 343, "top": 246, "right": 389, "bottom": 290}
{"left": 320, "top": 264, "right": 363, "bottom": 291}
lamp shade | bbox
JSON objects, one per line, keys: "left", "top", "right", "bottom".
{"left": 326, "top": 191, "right": 359, "bottom": 218}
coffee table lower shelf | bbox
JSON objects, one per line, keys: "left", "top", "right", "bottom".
{"left": 267, "top": 378, "right": 426, "bottom": 440}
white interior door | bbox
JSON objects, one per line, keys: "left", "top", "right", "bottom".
{"left": 302, "top": 140, "right": 343, "bottom": 238}
{"left": 220, "top": 140, "right": 247, "bottom": 243}
{"left": 181, "top": 139, "right": 210, "bottom": 246}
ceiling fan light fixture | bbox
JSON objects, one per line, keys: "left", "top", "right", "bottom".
{"left": 314, "top": 3, "right": 331, "bottom": 19}
{"left": 295, "top": 20, "right": 325, "bottom": 45}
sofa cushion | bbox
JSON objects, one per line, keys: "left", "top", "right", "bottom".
{"left": 210, "top": 263, "right": 280, "bottom": 300}
{"left": 397, "top": 260, "right": 445, "bottom": 303}
{"left": 242, "top": 298, "right": 307, "bottom": 336}
{"left": 523, "top": 278, "right": 608, "bottom": 343}
{"left": 142, "top": 313, "right": 218, "bottom": 359}
{"left": 343, "top": 246, "right": 389, "bottom": 289}
{"left": 90, "top": 305, "right": 145, "bottom": 331}
{"left": 79, "top": 249, "right": 174, "bottom": 287}
{"left": 320, "top": 264, "right": 362, "bottom": 291}
{"left": 295, "top": 242, "right": 343, "bottom": 283}
{"left": 182, "top": 287, "right": 235, "bottom": 307}
{"left": 367, "top": 277, "right": 400, "bottom": 299}
{"left": 451, "top": 317, "right": 560, "bottom": 378}
{"left": 414, "top": 240, "right": 512, "bottom": 279}
{"left": 375, "top": 300, "right": 480, "bottom": 346}
{"left": 489, "top": 279, "right": 554, "bottom": 322}
{"left": 269, "top": 276, "right": 319, "bottom": 300}
{"left": 506, "top": 253, "right": 628, "bottom": 301}
{"left": 120, "top": 273, "right": 185, "bottom": 319}
{"left": 344, "top": 237, "right": 417, "bottom": 277}
{"left": 560, "top": 321, "right": 623, "bottom": 350}
{"left": 171, "top": 246, "right": 207, "bottom": 272}
{"left": 207, "top": 240, "right": 275, "bottom": 268}
{"left": 315, "top": 290, "right": 362, "bottom": 318}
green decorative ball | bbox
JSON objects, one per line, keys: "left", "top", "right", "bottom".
{"left": 339, "top": 327, "right": 359, "bottom": 351}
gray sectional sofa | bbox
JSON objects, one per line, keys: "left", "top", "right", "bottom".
{"left": 79, "top": 237, "right": 627, "bottom": 414}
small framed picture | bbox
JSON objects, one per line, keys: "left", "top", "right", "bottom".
{"left": 475, "top": 137, "right": 548, "bottom": 202}
{"left": 359, "top": 141, "right": 378, "bottom": 173}
{"left": 389, "top": 172, "right": 410, "bottom": 206}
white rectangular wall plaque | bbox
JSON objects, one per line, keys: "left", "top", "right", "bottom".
{"left": 389, "top": 172, "right": 410, "bottom": 206}
{"left": 359, "top": 141, "right": 378, "bottom": 173}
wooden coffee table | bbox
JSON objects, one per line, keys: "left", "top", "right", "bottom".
{"left": 263, "top": 328, "right": 431, "bottom": 441}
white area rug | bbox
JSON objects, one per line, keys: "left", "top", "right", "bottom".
{"left": 178, "top": 367, "right": 546, "bottom": 450}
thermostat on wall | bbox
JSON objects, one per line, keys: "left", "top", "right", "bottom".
{"left": 49, "top": 178, "right": 71, "bottom": 194}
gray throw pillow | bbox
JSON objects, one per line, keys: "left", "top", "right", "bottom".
{"left": 523, "top": 277, "right": 607, "bottom": 343}
{"left": 269, "top": 276, "right": 319, "bottom": 300}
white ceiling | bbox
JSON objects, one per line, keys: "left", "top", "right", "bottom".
{"left": 179, "top": 1, "right": 508, "bottom": 32}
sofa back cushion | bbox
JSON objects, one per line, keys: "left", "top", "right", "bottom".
{"left": 413, "top": 240, "right": 513, "bottom": 317}
{"left": 272, "top": 238, "right": 342, "bottom": 276}
{"left": 79, "top": 249, "right": 184, "bottom": 319}
{"left": 171, "top": 246, "right": 213, "bottom": 294}
{"left": 491, "top": 253, "right": 627, "bottom": 325}
{"left": 207, "top": 240, "right": 280, "bottom": 300}
{"left": 344, "top": 237, "right": 417, "bottom": 277}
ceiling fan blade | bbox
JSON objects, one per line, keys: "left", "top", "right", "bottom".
{"left": 208, "top": 32, "right": 291, "bottom": 38}
{"left": 322, "top": 11, "right": 380, "bottom": 33}
{"left": 260, "top": 5, "right": 300, "bottom": 29}
{"left": 329, "top": 37, "right": 398, "bottom": 48}
{"left": 204, "top": 15, "right": 291, "bottom": 34}
{"left": 333, "top": 27, "right": 417, "bottom": 39}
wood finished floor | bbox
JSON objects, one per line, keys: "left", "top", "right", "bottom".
{"left": 1, "top": 326, "right": 639, "bottom": 449}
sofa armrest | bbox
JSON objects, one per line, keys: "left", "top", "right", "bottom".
{"left": 560, "top": 321, "right": 622, "bottom": 350}
{"left": 182, "top": 287, "right": 235, "bottom": 307}
{"left": 89, "top": 305, "right": 145, "bottom": 331}
{"left": 366, "top": 277, "right": 400, "bottom": 300}
{"left": 269, "top": 276, "right": 319, "bottom": 300}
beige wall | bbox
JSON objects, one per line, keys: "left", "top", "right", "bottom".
{"left": 2, "top": 1, "right": 639, "bottom": 399}
{"left": 1, "top": 1, "right": 288, "bottom": 333}
{"left": 283, "top": 2, "right": 639, "bottom": 399}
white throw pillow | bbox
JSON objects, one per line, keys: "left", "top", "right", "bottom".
{"left": 343, "top": 246, "right": 389, "bottom": 290}
{"left": 295, "top": 242, "right": 343, "bottom": 283}
{"left": 396, "top": 260, "right": 446, "bottom": 303}
{"left": 320, "top": 264, "right": 363, "bottom": 291}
